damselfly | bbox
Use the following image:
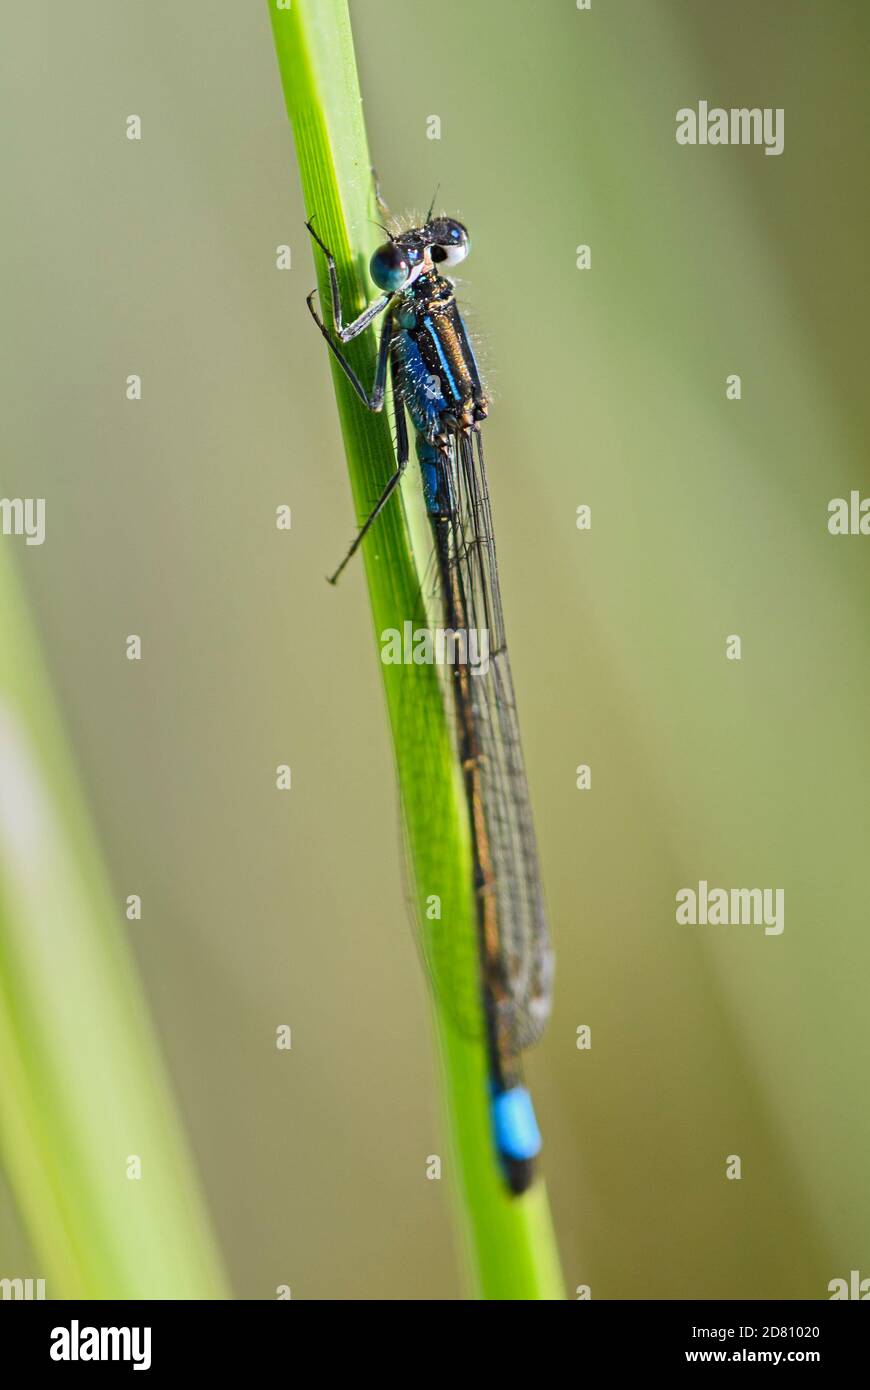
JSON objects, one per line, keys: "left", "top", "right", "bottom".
{"left": 306, "top": 197, "right": 553, "bottom": 1195}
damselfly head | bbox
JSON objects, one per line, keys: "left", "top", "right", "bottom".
{"left": 370, "top": 218, "right": 470, "bottom": 291}
{"left": 424, "top": 217, "right": 470, "bottom": 267}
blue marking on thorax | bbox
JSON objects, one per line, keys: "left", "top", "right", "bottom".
{"left": 491, "top": 1086, "right": 542, "bottom": 1162}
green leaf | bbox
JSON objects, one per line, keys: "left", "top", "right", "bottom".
{"left": 0, "top": 550, "right": 227, "bottom": 1298}
{"left": 268, "top": 0, "right": 564, "bottom": 1299}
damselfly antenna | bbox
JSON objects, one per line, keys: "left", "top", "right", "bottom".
{"left": 425, "top": 183, "right": 440, "bottom": 222}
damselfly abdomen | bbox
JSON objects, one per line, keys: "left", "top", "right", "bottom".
{"left": 306, "top": 203, "right": 553, "bottom": 1195}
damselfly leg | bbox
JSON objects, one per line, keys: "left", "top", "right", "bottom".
{"left": 305, "top": 283, "right": 393, "bottom": 412}
{"left": 327, "top": 361, "right": 409, "bottom": 585}
{"left": 305, "top": 219, "right": 392, "bottom": 343}
{"left": 305, "top": 220, "right": 410, "bottom": 581}
{"left": 304, "top": 221, "right": 393, "bottom": 409}
{"left": 370, "top": 167, "right": 393, "bottom": 223}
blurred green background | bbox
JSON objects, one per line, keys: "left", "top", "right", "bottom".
{"left": 2, "top": 0, "right": 869, "bottom": 1298}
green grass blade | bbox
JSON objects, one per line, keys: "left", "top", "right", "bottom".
{"left": 0, "top": 548, "right": 228, "bottom": 1298}
{"left": 268, "top": 0, "right": 564, "bottom": 1299}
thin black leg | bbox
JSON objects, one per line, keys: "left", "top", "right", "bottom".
{"left": 305, "top": 219, "right": 390, "bottom": 342}
{"left": 328, "top": 358, "right": 410, "bottom": 585}
{"left": 306, "top": 292, "right": 393, "bottom": 411}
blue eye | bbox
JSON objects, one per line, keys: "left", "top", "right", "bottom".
{"left": 370, "top": 243, "right": 411, "bottom": 291}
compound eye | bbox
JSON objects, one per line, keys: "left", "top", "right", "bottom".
{"left": 429, "top": 219, "right": 470, "bottom": 267}
{"left": 370, "top": 242, "right": 411, "bottom": 291}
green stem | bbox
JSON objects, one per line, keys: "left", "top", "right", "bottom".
{"left": 269, "top": 0, "right": 564, "bottom": 1298}
{"left": 0, "top": 549, "right": 228, "bottom": 1298}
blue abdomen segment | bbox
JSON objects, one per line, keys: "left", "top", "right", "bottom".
{"left": 416, "top": 436, "right": 447, "bottom": 515}
{"left": 491, "top": 1086, "right": 542, "bottom": 1163}
{"left": 394, "top": 329, "right": 447, "bottom": 439}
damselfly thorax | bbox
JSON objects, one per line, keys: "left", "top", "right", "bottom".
{"left": 391, "top": 271, "right": 488, "bottom": 447}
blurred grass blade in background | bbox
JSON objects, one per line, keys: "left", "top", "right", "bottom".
{"left": 0, "top": 547, "right": 228, "bottom": 1298}
{"left": 268, "top": 0, "right": 564, "bottom": 1298}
